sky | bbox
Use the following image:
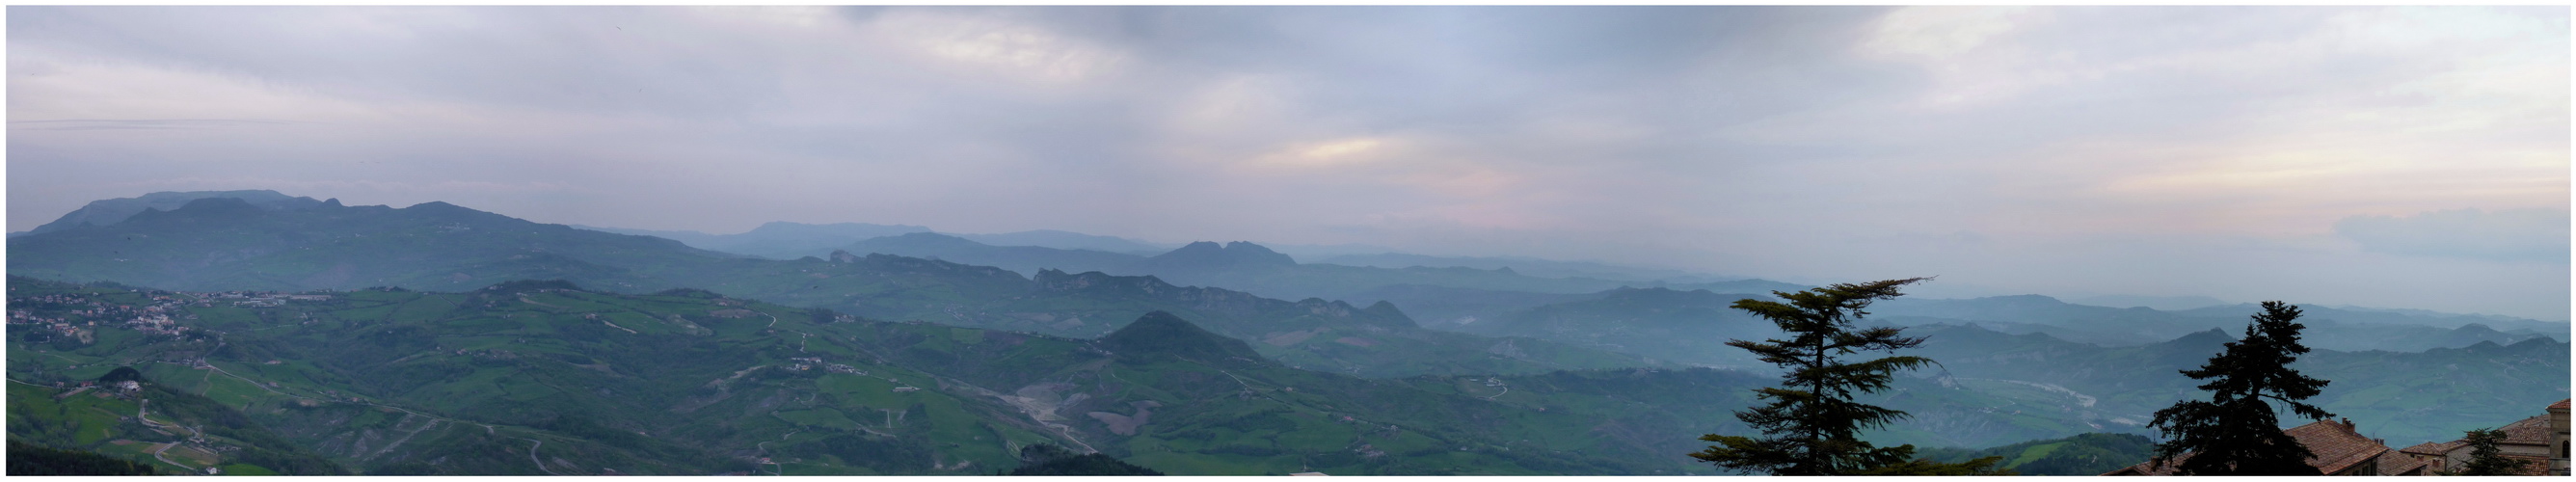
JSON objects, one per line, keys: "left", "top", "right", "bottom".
{"left": 8, "top": 6, "right": 2570, "bottom": 320}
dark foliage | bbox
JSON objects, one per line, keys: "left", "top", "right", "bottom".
{"left": 654, "top": 287, "right": 724, "bottom": 298}
{"left": 1693, "top": 278, "right": 1972, "bottom": 474}
{"left": 1096, "top": 310, "right": 1267, "bottom": 366}
{"left": 2147, "top": 301, "right": 2333, "bottom": 475}
{"left": 2448, "top": 428, "right": 2538, "bottom": 475}
{"left": 6, "top": 440, "right": 157, "bottom": 475}
{"left": 1007, "top": 443, "right": 1163, "bottom": 475}
{"left": 808, "top": 307, "right": 848, "bottom": 324}
{"left": 1850, "top": 455, "right": 2012, "bottom": 475}
{"left": 479, "top": 279, "right": 587, "bottom": 294}
{"left": 94, "top": 366, "right": 144, "bottom": 383}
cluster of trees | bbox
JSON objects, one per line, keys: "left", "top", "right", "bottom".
{"left": 1691, "top": 279, "right": 2544, "bottom": 476}
{"left": 6, "top": 440, "right": 157, "bottom": 475}
{"left": 1004, "top": 443, "right": 1163, "bottom": 475}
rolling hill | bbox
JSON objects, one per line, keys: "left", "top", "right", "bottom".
{"left": 0, "top": 278, "right": 1722, "bottom": 474}
{"left": 6, "top": 195, "right": 1647, "bottom": 379}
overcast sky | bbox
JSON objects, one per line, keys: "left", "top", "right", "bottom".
{"left": 10, "top": 7, "right": 2569, "bottom": 319}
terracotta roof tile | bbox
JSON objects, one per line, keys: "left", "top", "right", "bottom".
{"left": 2105, "top": 457, "right": 2180, "bottom": 476}
{"left": 2285, "top": 420, "right": 2391, "bottom": 474}
{"left": 2399, "top": 441, "right": 2465, "bottom": 456}
{"left": 2549, "top": 398, "right": 2568, "bottom": 410}
{"left": 2498, "top": 415, "right": 2554, "bottom": 445}
{"left": 2103, "top": 420, "right": 2394, "bottom": 475}
{"left": 2376, "top": 451, "right": 2432, "bottom": 475}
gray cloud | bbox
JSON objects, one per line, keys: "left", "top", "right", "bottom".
{"left": 2336, "top": 208, "right": 2571, "bottom": 263}
{"left": 9, "top": 6, "right": 2567, "bottom": 319}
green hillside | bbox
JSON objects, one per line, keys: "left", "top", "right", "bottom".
{"left": 0, "top": 278, "right": 1715, "bottom": 474}
{"left": 7, "top": 373, "right": 345, "bottom": 475}
{"left": 1912, "top": 433, "right": 2158, "bottom": 475}
{"left": 1895, "top": 322, "right": 2571, "bottom": 446}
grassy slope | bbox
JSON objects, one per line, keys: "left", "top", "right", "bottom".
{"left": 1, "top": 278, "right": 1714, "bottom": 474}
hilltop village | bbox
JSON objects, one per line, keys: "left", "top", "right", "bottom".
{"left": 2105, "top": 400, "right": 2568, "bottom": 475}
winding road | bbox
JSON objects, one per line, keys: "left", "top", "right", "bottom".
{"left": 521, "top": 438, "right": 558, "bottom": 475}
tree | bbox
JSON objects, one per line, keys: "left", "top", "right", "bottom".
{"left": 7, "top": 440, "right": 157, "bottom": 475}
{"left": 1006, "top": 443, "right": 1163, "bottom": 475}
{"left": 95, "top": 366, "right": 144, "bottom": 383}
{"left": 2145, "top": 301, "right": 2334, "bottom": 475}
{"left": 1850, "top": 455, "right": 2015, "bottom": 475}
{"left": 1692, "top": 278, "right": 1984, "bottom": 475}
{"left": 2445, "top": 428, "right": 2536, "bottom": 475}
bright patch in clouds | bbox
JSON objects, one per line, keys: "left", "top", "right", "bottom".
{"left": 9, "top": 6, "right": 2566, "bottom": 319}
{"left": 868, "top": 10, "right": 1126, "bottom": 83}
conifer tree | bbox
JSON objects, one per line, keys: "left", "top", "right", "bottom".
{"left": 1692, "top": 278, "right": 1977, "bottom": 475}
{"left": 2146, "top": 301, "right": 2333, "bottom": 475}
{"left": 2447, "top": 428, "right": 2536, "bottom": 475}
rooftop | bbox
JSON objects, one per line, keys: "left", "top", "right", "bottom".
{"left": 2286, "top": 419, "right": 2395, "bottom": 474}
{"left": 2375, "top": 451, "right": 2431, "bottom": 475}
{"left": 2106, "top": 419, "right": 2390, "bottom": 475}
{"left": 2399, "top": 441, "right": 2464, "bottom": 456}
{"left": 2498, "top": 415, "right": 2555, "bottom": 445}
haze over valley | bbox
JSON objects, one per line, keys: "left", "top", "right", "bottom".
{"left": 8, "top": 6, "right": 2566, "bottom": 476}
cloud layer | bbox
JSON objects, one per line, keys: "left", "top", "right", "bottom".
{"left": 2337, "top": 208, "right": 2571, "bottom": 263}
{"left": 10, "top": 7, "right": 2568, "bottom": 319}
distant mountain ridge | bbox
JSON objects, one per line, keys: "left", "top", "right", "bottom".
{"left": 2065, "top": 294, "right": 2234, "bottom": 311}
{"left": 16, "top": 190, "right": 325, "bottom": 236}
{"left": 1139, "top": 241, "right": 1299, "bottom": 272}
{"left": 9, "top": 197, "right": 732, "bottom": 293}
{"left": 1871, "top": 294, "right": 2566, "bottom": 351}
{"left": 8, "top": 193, "right": 1648, "bottom": 379}
{"left": 845, "top": 232, "right": 1138, "bottom": 275}
{"left": 1315, "top": 253, "right": 1731, "bottom": 283}
{"left": 953, "top": 229, "right": 1173, "bottom": 254}
{"left": 575, "top": 222, "right": 932, "bottom": 259}
{"left": 1444, "top": 287, "right": 1784, "bottom": 370}
{"left": 572, "top": 223, "right": 1175, "bottom": 259}
{"left": 830, "top": 232, "right": 1791, "bottom": 304}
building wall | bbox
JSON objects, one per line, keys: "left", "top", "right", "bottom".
{"left": 2550, "top": 404, "right": 2569, "bottom": 475}
{"left": 2331, "top": 454, "right": 2377, "bottom": 475}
